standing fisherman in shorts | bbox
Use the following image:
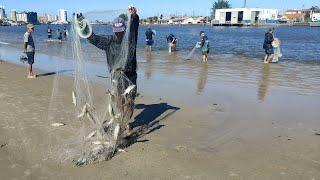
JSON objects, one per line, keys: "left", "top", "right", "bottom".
{"left": 23, "top": 24, "right": 36, "bottom": 78}
{"left": 47, "top": 26, "right": 52, "bottom": 40}
{"left": 263, "top": 28, "right": 275, "bottom": 64}
{"left": 145, "top": 26, "right": 155, "bottom": 51}
{"left": 199, "top": 31, "right": 209, "bottom": 62}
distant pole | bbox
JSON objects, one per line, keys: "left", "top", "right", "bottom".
{"left": 243, "top": 0, "right": 247, "bottom": 8}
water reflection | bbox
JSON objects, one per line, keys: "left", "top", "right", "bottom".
{"left": 258, "top": 64, "right": 271, "bottom": 102}
{"left": 197, "top": 62, "right": 208, "bottom": 93}
{"left": 145, "top": 52, "right": 153, "bottom": 79}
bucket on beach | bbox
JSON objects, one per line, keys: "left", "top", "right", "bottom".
{"left": 19, "top": 53, "right": 28, "bottom": 63}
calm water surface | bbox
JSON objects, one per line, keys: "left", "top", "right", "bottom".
{"left": 0, "top": 25, "right": 320, "bottom": 103}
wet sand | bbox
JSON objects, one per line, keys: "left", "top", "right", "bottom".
{"left": 0, "top": 60, "right": 320, "bottom": 179}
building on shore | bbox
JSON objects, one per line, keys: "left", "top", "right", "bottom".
{"left": 27, "top": 12, "right": 38, "bottom": 24}
{"left": 38, "top": 13, "right": 49, "bottom": 24}
{"left": 213, "top": 8, "right": 278, "bottom": 26}
{"left": 312, "top": 13, "right": 320, "bottom": 22}
{"left": 57, "top": 9, "right": 68, "bottom": 24}
{"left": 0, "top": 6, "right": 6, "bottom": 19}
{"left": 10, "top": 10, "right": 17, "bottom": 21}
{"left": 283, "top": 10, "right": 306, "bottom": 22}
{"left": 16, "top": 12, "right": 28, "bottom": 23}
{"left": 15, "top": 11, "right": 38, "bottom": 23}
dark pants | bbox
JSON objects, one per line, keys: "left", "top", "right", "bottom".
{"left": 26, "top": 52, "right": 35, "bottom": 65}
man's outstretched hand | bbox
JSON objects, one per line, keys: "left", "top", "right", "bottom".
{"left": 76, "top": 13, "right": 85, "bottom": 22}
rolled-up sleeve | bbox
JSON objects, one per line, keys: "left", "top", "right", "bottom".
{"left": 88, "top": 33, "right": 113, "bottom": 50}
{"left": 24, "top": 33, "right": 29, "bottom": 43}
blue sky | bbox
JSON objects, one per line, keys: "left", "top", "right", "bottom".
{"left": 0, "top": 0, "right": 319, "bottom": 18}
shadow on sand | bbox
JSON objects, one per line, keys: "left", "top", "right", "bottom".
{"left": 119, "top": 102, "right": 180, "bottom": 148}
{"left": 37, "top": 69, "right": 73, "bottom": 77}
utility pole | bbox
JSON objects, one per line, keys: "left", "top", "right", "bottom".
{"left": 243, "top": 0, "right": 247, "bottom": 8}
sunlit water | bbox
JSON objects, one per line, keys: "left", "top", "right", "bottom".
{"left": 0, "top": 25, "right": 320, "bottom": 104}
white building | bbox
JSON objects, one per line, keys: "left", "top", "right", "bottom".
{"left": 0, "top": 6, "right": 6, "bottom": 19}
{"left": 58, "top": 9, "right": 67, "bottom": 23}
{"left": 311, "top": 13, "right": 320, "bottom": 22}
{"left": 10, "top": 10, "right": 17, "bottom": 21}
{"left": 16, "top": 12, "right": 28, "bottom": 22}
{"left": 214, "top": 8, "right": 278, "bottom": 25}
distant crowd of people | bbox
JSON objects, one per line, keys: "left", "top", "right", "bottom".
{"left": 47, "top": 26, "right": 68, "bottom": 43}
{"left": 144, "top": 26, "right": 210, "bottom": 62}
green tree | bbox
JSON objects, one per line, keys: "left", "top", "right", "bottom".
{"left": 310, "top": 6, "right": 320, "bottom": 13}
{"left": 211, "top": 0, "right": 231, "bottom": 18}
{"left": 118, "top": 13, "right": 128, "bottom": 21}
{"left": 304, "top": 11, "right": 311, "bottom": 22}
{"left": 153, "top": 16, "right": 159, "bottom": 23}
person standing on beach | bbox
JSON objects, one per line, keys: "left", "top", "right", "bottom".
{"left": 167, "top": 33, "right": 177, "bottom": 53}
{"left": 263, "top": 28, "right": 275, "bottom": 64}
{"left": 76, "top": 5, "right": 139, "bottom": 133}
{"left": 199, "top": 31, "right": 209, "bottom": 62}
{"left": 23, "top": 24, "right": 36, "bottom": 78}
{"left": 47, "top": 26, "right": 52, "bottom": 40}
{"left": 145, "top": 26, "right": 154, "bottom": 51}
{"left": 57, "top": 29, "right": 62, "bottom": 43}
{"left": 63, "top": 26, "right": 68, "bottom": 40}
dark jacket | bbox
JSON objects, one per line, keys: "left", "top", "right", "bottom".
{"left": 88, "top": 14, "right": 139, "bottom": 73}
{"left": 263, "top": 32, "right": 274, "bottom": 49}
{"left": 145, "top": 29, "right": 154, "bottom": 40}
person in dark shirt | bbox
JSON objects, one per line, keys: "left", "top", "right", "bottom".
{"left": 199, "top": 31, "right": 210, "bottom": 62}
{"left": 47, "top": 26, "right": 52, "bottom": 40}
{"left": 63, "top": 26, "right": 68, "bottom": 40}
{"left": 166, "top": 33, "right": 177, "bottom": 52}
{"left": 76, "top": 6, "right": 139, "bottom": 133}
{"left": 57, "top": 29, "right": 62, "bottom": 43}
{"left": 263, "top": 28, "right": 275, "bottom": 64}
{"left": 145, "top": 26, "right": 154, "bottom": 51}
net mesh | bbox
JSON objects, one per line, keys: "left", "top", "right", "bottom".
{"left": 47, "top": 9, "right": 136, "bottom": 166}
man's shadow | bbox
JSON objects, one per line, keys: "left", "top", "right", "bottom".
{"left": 37, "top": 69, "right": 73, "bottom": 77}
{"left": 120, "top": 102, "right": 180, "bottom": 148}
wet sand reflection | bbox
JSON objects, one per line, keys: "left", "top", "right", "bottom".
{"left": 197, "top": 62, "right": 208, "bottom": 93}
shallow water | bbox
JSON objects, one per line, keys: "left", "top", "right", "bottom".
{"left": 0, "top": 25, "right": 320, "bottom": 62}
{"left": 1, "top": 25, "right": 320, "bottom": 104}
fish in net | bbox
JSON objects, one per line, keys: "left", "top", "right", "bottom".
{"left": 47, "top": 8, "right": 138, "bottom": 166}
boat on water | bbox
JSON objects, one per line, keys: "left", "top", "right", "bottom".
{"left": 310, "top": 13, "right": 320, "bottom": 27}
{"left": 310, "top": 21, "right": 320, "bottom": 27}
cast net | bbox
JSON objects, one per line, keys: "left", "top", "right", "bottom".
{"left": 47, "top": 9, "right": 136, "bottom": 166}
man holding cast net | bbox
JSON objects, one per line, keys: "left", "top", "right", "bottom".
{"left": 72, "top": 5, "right": 139, "bottom": 165}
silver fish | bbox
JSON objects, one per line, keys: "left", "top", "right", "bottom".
{"left": 108, "top": 103, "right": 115, "bottom": 118}
{"left": 72, "top": 91, "right": 76, "bottom": 106}
{"left": 51, "top": 123, "right": 66, "bottom": 127}
{"left": 117, "top": 148, "right": 127, "bottom": 152}
{"left": 78, "top": 104, "right": 87, "bottom": 119}
{"left": 86, "top": 131, "right": 96, "bottom": 139}
{"left": 114, "top": 124, "right": 120, "bottom": 140}
{"left": 123, "top": 85, "right": 136, "bottom": 96}
{"left": 92, "top": 141, "right": 102, "bottom": 145}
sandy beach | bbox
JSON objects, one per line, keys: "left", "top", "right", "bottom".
{"left": 0, "top": 56, "right": 320, "bottom": 180}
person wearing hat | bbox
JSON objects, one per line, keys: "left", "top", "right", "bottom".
{"left": 76, "top": 6, "right": 139, "bottom": 134}
{"left": 24, "top": 24, "right": 36, "bottom": 78}
{"left": 263, "top": 27, "right": 275, "bottom": 64}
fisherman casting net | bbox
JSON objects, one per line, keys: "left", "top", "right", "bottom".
{"left": 47, "top": 8, "right": 137, "bottom": 166}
